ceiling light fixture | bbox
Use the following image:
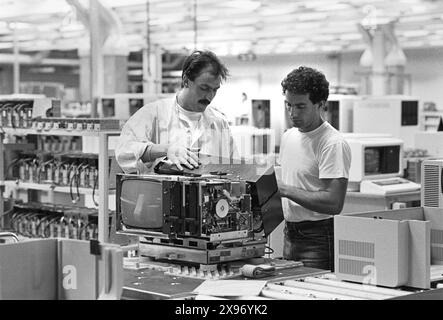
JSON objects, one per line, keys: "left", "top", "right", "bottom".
{"left": 340, "top": 33, "right": 362, "bottom": 41}
{"left": 402, "top": 29, "right": 430, "bottom": 37}
{"left": 224, "top": 0, "right": 261, "bottom": 11}
{"left": 260, "top": 7, "right": 295, "bottom": 16}
{"left": 296, "top": 12, "right": 329, "bottom": 21}
{"left": 429, "top": 39, "right": 443, "bottom": 46}
{"left": 318, "top": 3, "right": 350, "bottom": 11}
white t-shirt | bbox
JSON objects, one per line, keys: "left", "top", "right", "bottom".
{"left": 278, "top": 121, "right": 352, "bottom": 222}
{"left": 176, "top": 101, "right": 203, "bottom": 147}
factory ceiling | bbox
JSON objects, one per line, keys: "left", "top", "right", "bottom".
{"left": 0, "top": 0, "right": 443, "bottom": 57}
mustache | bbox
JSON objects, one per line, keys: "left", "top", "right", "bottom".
{"left": 198, "top": 99, "right": 210, "bottom": 106}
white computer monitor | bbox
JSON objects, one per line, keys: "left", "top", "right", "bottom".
{"left": 353, "top": 95, "right": 420, "bottom": 148}
{"left": 345, "top": 135, "right": 404, "bottom": 191}
{"left": 324, "top": 94, "right": 361, "bottom": 132}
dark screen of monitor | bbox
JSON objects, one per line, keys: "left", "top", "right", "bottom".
{"left": 326, "top": 100, "right": 339, "bottom": 129}
{"left": 401, "top": 100, "right": 418, "bottom": 126}
{"left": 102, "top": 98, "right": 115, "bottom": 117}
{"left": 129, "top": 98, "right": 144, "bottom": 116}
{"left": 364, "top": 146, "right": 400, "bottom": 175}
{"left": 120, "top": 179, "right": 163, "bottom": 229}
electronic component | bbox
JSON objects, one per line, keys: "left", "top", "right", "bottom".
{"left": 360, "top": 177, "right": 420, "bottom": 195}
{"left": 421, "top": 159, "right": 443, "bottom": 208}
{"left": 344, "top": 134, "right": 407, "bottom": 192}
{"left": 0, "top": 97, "right": 60, "bottom": 128}
{"left": 7, "top": 150, "right": 115, "bottom": 206}
{"left": 5, "top": 202, "right": 104, "bottom": 240}
{"left": 31, "top": 117, "right": 123, "bottom": 131}
{"left": 334, "top": 206, "right": 443, "bottom": 289}
{"left": 115, "top": 164, "right": 283, "bottom": 265}
{"left": 3, "top": 142, "right": 35, "bottom": 179}
{"left": 240, "top": 264, "right": 276, "bottom": 278}
{"left": 353, "top": 95, "right": 420, "bottom": 148}
{"left": 323, "top": 94, "right": 361, "bottom": 132}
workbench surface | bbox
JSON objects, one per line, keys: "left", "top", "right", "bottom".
{"left": 122, "top": 264, "right": 327, "bottom": 300}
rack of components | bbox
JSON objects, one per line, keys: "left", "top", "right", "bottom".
{"left": 2, "top": 118, "right": 123, "bottom": 134}
{"left": 3, "top": 202, "right": 105, "bottom": 240}
{"left": 30, "top": 117, "right": 123, "bottom": 132}
{"left": 0, "top": 97, "right": 122, "bottom": 132}
{"left": 0, "top": 97, "right": 61, "bottom": 129}
{"left": 4, "top": 149, "right": 115, "bottom": 205}
{"left": 0, "top": 96, "right": 121, "bottom": 242}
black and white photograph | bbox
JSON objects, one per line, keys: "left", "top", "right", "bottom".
{"left": 0, "top": 0, "right": 442, "bottom": 310}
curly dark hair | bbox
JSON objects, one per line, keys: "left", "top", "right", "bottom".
{"left": 281, "top": 66, "right": 329, "bottom": 104}
{"left": 181, "top": 50, "right": 229, "bottom": 87}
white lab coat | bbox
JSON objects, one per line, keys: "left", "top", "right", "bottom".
{"left": 115, "top": 96, "right": 238, "bottom": 173}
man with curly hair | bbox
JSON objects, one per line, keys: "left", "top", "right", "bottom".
{"left": 278, "top": 66, "right": 352, "bottom": 271}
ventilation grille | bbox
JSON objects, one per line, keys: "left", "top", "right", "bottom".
{"left": 338, "top": 258, "right": 375, "bottom": 276}
{"left": 339, "top": 240, "right": 375, "bottom": 259}
{"left": 423, "top": 165, "right": 440, "bottom": 207}
{"left": 431, "top": 229, "right": 443, "bottom": 245}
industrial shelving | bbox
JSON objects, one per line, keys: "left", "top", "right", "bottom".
{"left": 0, "top": 180, "right": 116, "bottom": 195}
{"left": 421, "top": 110, "right": 443, "bottom": 131}
{"left": 0, "top": 127, "right": 120, "bottom": 243}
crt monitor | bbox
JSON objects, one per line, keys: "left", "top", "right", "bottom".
{"left": 115, "top": 165, "right": 284, "bottom": 239}
{"left": 353, "top": 95, "right": 420, "bottom": 148}
{"left": 364, "top": 146, "right": 400, "bottom": 176}
{"left": 345, "top": 135, "right": 404, "bottom": 191}
{"left": 324, "top": 94, "right": 360, "bottom": 132}
{"left": 116, "top": 174, "right": 163, "bottom": 231}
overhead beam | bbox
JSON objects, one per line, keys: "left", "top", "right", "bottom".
{"left": 0, "top": 53, "right": 79, "bottom": 66}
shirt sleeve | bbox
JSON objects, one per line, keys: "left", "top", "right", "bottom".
{"left": 115, "top": 106, "right": 157, "bottom": 174}
{"left": 318, "top": 140, "right": 352, "bottom": 179}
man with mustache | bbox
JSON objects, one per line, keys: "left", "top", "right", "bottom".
{"left": 116, "top": 50, "right": 238, "bottom": 173}
{"left": 277, "top": 66, "right": 351, "bottom": 271}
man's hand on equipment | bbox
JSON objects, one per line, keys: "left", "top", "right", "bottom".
{"left": 167, "top": 145, "right": 199, "bottom": 171}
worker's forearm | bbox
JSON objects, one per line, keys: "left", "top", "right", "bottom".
{"left": 280, "top": 184, "right": 343, "bottom": 215}
{"left": 141, "top": 144, "right": 169, "bottom": 163}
